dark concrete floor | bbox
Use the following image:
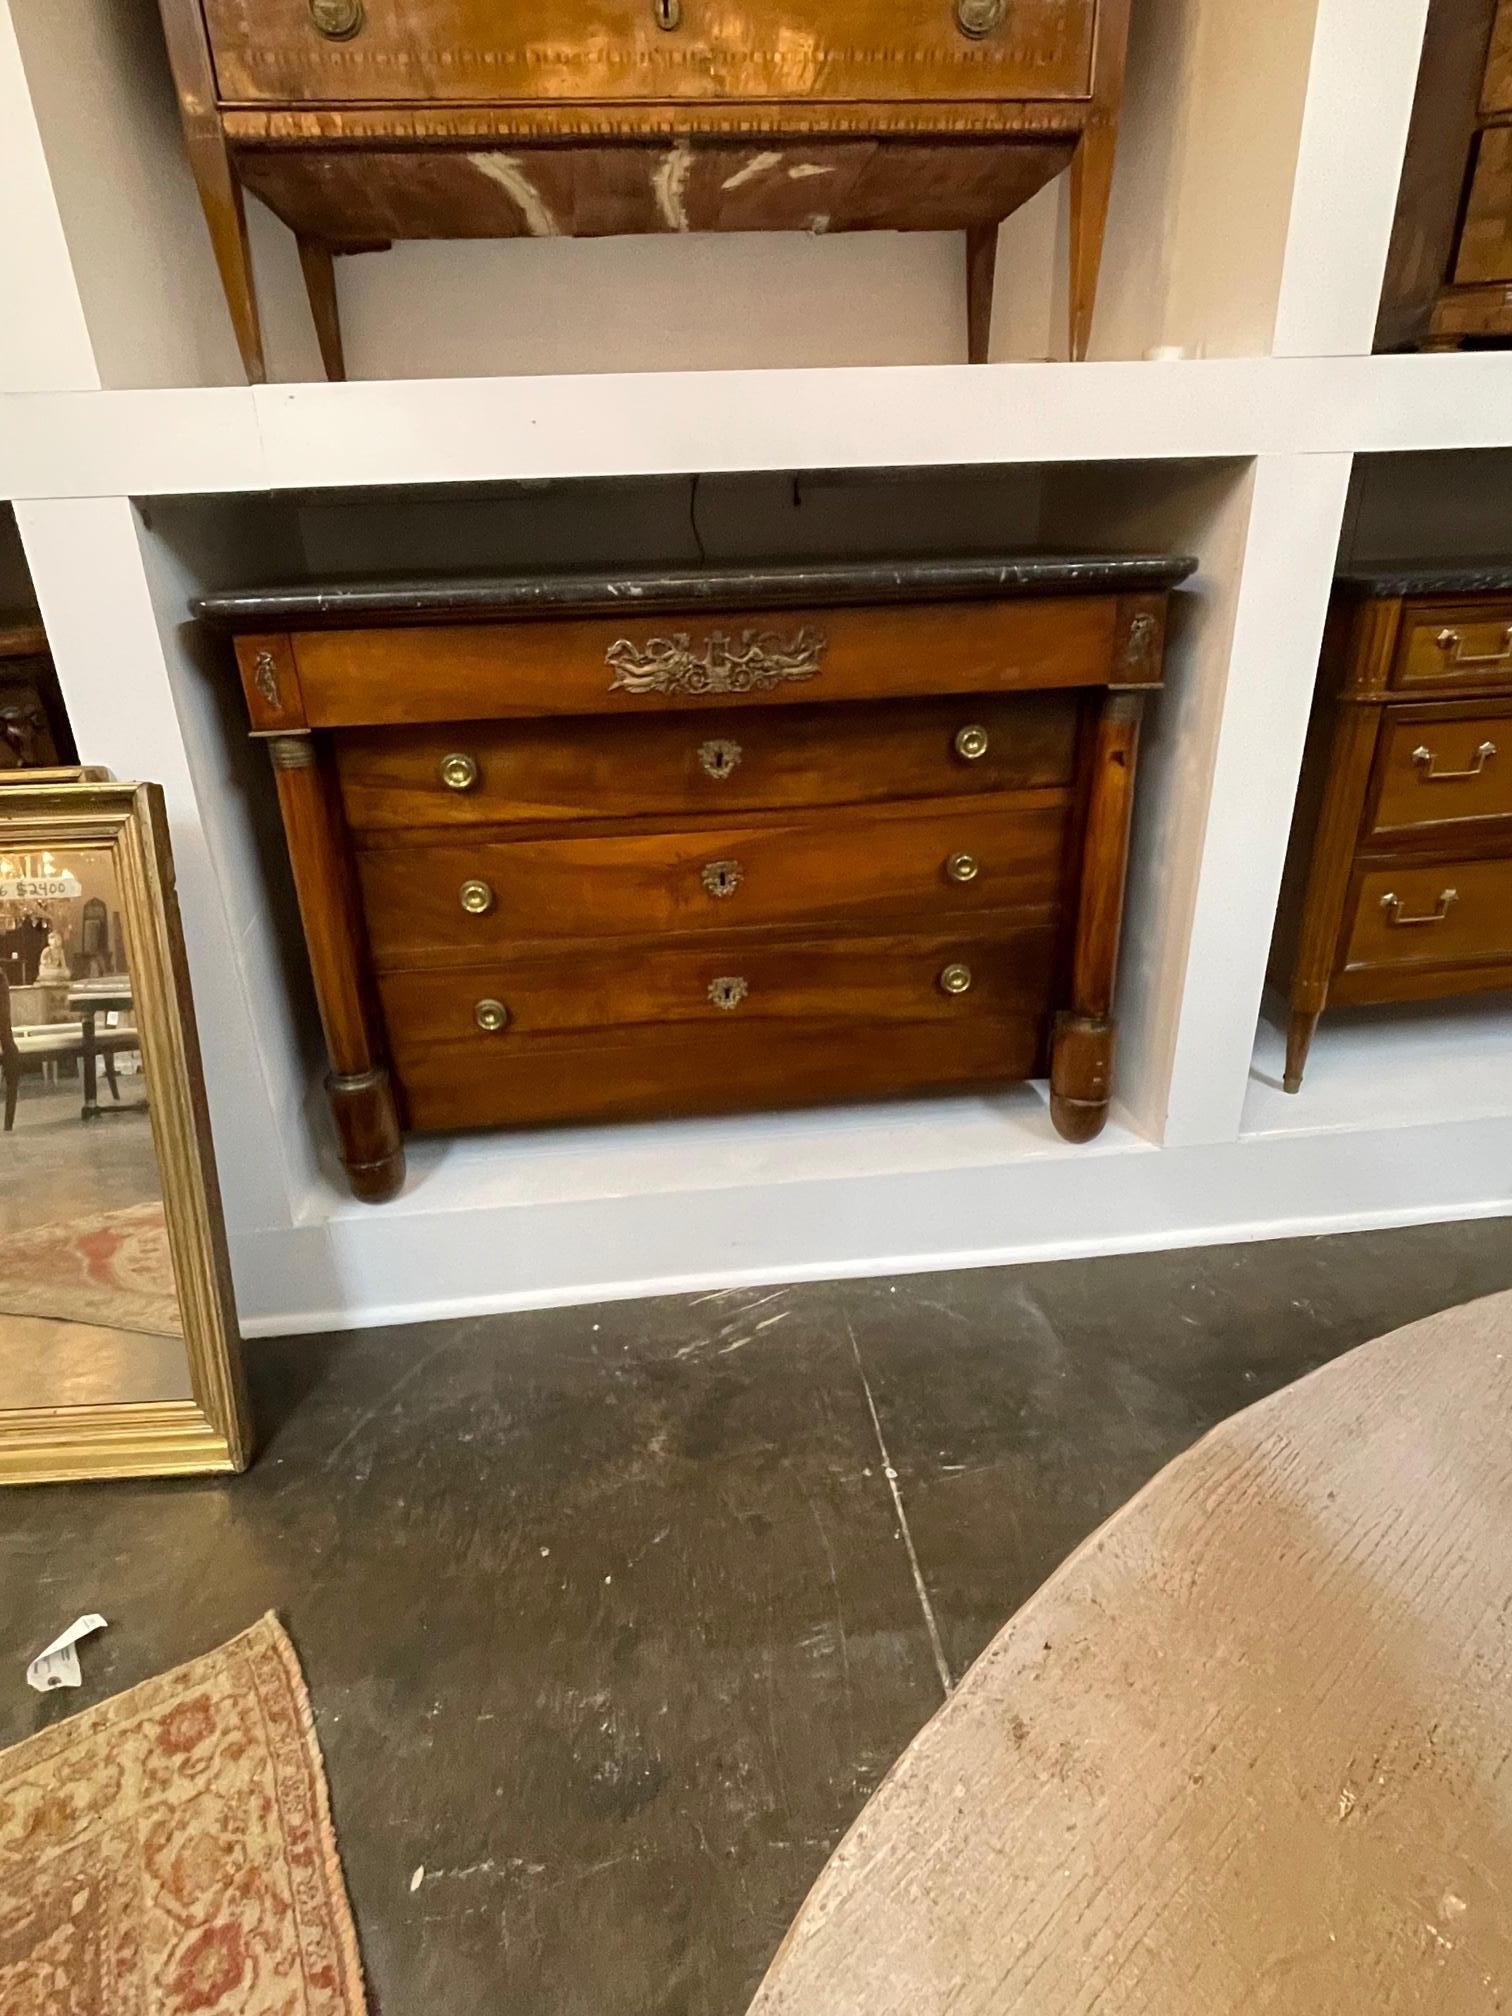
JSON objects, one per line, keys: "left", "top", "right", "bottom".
{"left": 4, "top": 1218, "right": 1512, "bottom": 2015}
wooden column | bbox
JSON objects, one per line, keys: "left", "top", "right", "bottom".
{"left": 1049, "top": 688, "right": 1144, "bottom": 1143}
{"left": 965, "top": 223, "right": 999, "bottom": 365}
{"left": 266, "top": 735, "right": 404, "bottom": 1202}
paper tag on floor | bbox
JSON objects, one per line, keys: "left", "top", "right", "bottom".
{"left": 26, "top": 1615, "right": 108, "bottom": 1692}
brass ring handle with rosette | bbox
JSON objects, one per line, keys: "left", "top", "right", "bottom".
{"left": 459, "top": 879, "right": 495, "bottom": 916}
{"left": 440, "top": 753, "right": 479, "bottom": 791}
{"left": 954, "top": 0, "right": 1005, "bottom": 35}
{"left": 1436, "top": 626, "right": 1512, "bottom": 671}
{"left": 946, "top": 852, "right": 980, "bottom": 885}
{"left": 474, "top": 999, "right": 509, "bottom": 1033}
{"left": 939, "top": 964, "right": 973, "bottom": 995}
{"left": 1412, "top": 740, "right": 1497, "bottom": 783}
{"left": 954, "top": 725, "right": 990, "bottom": 762}
{"left": 1379, "top": 888, "right": 1458, "bottom": 927}
{"left": 309, "top": 0, "right": 364, "bottom": 38}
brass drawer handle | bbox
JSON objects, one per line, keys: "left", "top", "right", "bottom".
{"left": 440, "top": 753, "right": 479, "bottom": 792}
{"left": 1412, "top": 739, "right": 1497, "bottom": 782}
{"left": 708, "top": 976, "right": 748, "bottom": 1011}
{"left": 702, "top": 859, "right": 743, "bottom": 899}
{"left": 954, "top": 724, "right": 990, "bottom": 762}
{"left": 939, "top": 963, "right": 973, "bottom": 996}
{"left": 309, "top": 0, "right": 363, "bottom": 38}
{"left": 946, "top": 852, "right": 980, "bottom": 885}
{"left": 474, "top": 999, "right": 510, "bottom": 1033}
{"left": 955, "top": 0, "right": 1005, "bottom": 35}
{"left": 1379, "top": 888, "right": 1458, "bottom": 927}
{"left": 459, "top": 878, "right": 495, "bottom": 916}
{"left": 1436, "top": 626, "right": 1512, "bottom": 671}
{"left": 698, "top": 738, "right": 742, "bottom": 781}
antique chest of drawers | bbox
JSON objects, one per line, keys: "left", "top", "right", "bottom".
{"left": 155, "top": 0, "right": 1134, "bottom": 380}
{"left": 1379, "top": 0, "right": 1512, "bottom": 349}
{"left": 1273, "top": 565, "right": 1512, "bottom": 1090}
{"left": 199, "top": 553, "right": 1192, "bottom": 1200}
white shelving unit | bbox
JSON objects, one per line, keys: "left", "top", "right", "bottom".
{"left": 2, "top": 0, "right": 1509, "bottom": 1337}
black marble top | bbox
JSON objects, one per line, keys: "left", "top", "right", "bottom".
{"left": 194, "top": 553, "right": 1198, "bottom": 629}
{"left": 1336, "top": 561, "right": 1512, "bottom": 598}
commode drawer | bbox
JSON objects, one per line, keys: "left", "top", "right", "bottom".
{"left": 358, "top": 797, "right": 1069, "bottom": 963}
{"left": 1364, "top": 705, "right": 1512, "bottom": 840}
{"left": 379, "top": 916, "right": 1059, "bottom": 1132}
{"left": 1393, "top": 601, "right": 1512, "bottom": 693}
{"left": 1342, "top": 856, "right": 1512, "bottom": 977}
{"left": 336, "top": 692, "right": 1082, "bottom": 832}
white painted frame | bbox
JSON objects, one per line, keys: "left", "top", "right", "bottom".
{"left": 2, "top": 0, "right": 1509, "bottom": 1334}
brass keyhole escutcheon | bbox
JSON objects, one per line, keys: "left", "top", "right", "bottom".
{"left": 954, "top": 0, "right": 1005, "bottom": 37}
{"left": 440, "top": 753, "right": 479, "bottom": 791}
{"left": 698, "top": 738, "right": 743, "bottom": 781}
{"left": 655, "top": 0, "right": 682, "bottom": 28}
{"left": 947, "top": 852, "right": 980, "bottom": 885}
{"left": 309, "top": 0, "right": 364, "bottom": 39}
{"left": 459, "top": 878, "right": 495, "bottom": 916}
{"left": 708, "top": 976, "right": 749, "bottom": 1011}
{"left": 702, "top": 859, "right": 743, "bottom": 899}
{"left": 954, "top": 724, "right": 990, "bottom": 762}
{"left": 939, "top": 963, "right": 973, "bottom": 996}
{"left": 474, "top": 999, "right": 510, "bottom": 1033}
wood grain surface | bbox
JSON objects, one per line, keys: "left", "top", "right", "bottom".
{"left": 746, "top": 1289, "right": 1512, "bottom": 2015}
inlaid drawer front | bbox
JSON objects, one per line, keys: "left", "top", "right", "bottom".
{"left": 336, "top": 693, "right": 1082, "bottom": 832}
{"left": 360, "top": 798, "right": 1068, "bottom": 963}
{"left": 1394, "top": 602, "right": 1512, "bottom": 692}
{"left": 379, "top": 919, "right": 1057, "bottom": 1132}
{"left": 292, "top": 597, "right": 1121, "bottom": 728}
{"left": 201, "top": 0, "right": 1097, "bottom": 108}
{"left": 1343, "top": 858, "right": 1512, "bottom": 973}
{"left": 1366, "top": 707, "right": 1512, "bottom": 839}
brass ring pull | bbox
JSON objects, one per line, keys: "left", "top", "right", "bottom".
{"left": 939, "top": 963, "right": 973, "bottom": 996}
{"left": 702, "top": 859, "right": 743, "bottom": 899}
{"left": 947, "top": 852, "right": 980, "bottom": 885}
{"left": 954, "top": 725, "right": 990, "bottom": 762}
{"left": 954, "top": 0, "right": 1005, "bottom": 35}
{"left": 440, "top": 753, "right": 479, "bottom": 791}
{"left": 459, "top": 879, "right": 495, "bottom": 916}
{"left": 708, "top": 976, "right": 748, "bottom": 1010}
{"left": 474, "top": 999, "right": 510, "bottom": 1033}
{"left": 698, "top": 738, "right": 742, "bottom": 781}
{"left": 308, "top": 0, "right": 364, "bottom": 38}
{"left": 1412, "top": 740, "right": 1497, "bottom": 782}
{"left": 1379, "top": 888, "right": 1458, "bottom": 927}
{"left": 1436, "top": 627, "right": 1512, "bottom": 671}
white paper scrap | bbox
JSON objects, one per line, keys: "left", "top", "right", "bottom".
{"left": 26, "top": 1614, "right": 108, "bottom": 1692}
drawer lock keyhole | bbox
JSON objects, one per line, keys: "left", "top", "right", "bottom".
{"left": 698, "top": 738, "right": 743, "bottom": 781}
{"left": 708, "top": 976, "right": 749, "bottom": 1011}
{"left": 702, "top": 859, "right": 743, "bottom": 899}
{"left": 655, "top": 0, "right": 682, "bottom": 29}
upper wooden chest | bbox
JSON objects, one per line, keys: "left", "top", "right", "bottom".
{"left": 199, "top": 0, "right": 1100, "bottom": 106}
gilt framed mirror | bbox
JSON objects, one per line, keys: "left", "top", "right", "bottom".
{"left": 0, "top": 777, "right": 249, "bottom": 1483}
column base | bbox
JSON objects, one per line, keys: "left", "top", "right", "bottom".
{"left": 1049, "top": 1012, "right": 1115, "bottom": 1145}
{"left": 327, "top": 1067, "right": 405, "bottom": 1203}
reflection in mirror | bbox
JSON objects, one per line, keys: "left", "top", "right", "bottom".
{"left": 0, "top": 841, "right": 189, "bottom": 1409}
{"left": 0, "top": 779, "right": 247, "bottom": 1483}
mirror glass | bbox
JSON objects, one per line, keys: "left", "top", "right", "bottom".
{"left": 0, "top": 841, "right": 191, "bottom": 1408}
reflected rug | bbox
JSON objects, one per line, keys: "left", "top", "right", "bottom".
{"left": 0, "top": 1614, "right": 367, "bottom": 2016}
{"left": 0, "top": 1200, "right": 181, "bottom": 1337}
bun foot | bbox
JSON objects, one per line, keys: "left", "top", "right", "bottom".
{"left": 1050, "top": 1012, "right": 1115, "bottom": 1145}
{"left": 328, "top": 1066, "right": 405, "bottom": 1203}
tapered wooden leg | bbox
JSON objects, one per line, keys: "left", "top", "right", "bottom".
{"left": 298, "top": 238, "right": 347, "bottom": 383}
{"left": 1283, "top": 1009, "right": 1320, "bottom": 1095}
{"left": 185, "top": 131, "right": 266, "bottom": 384}
{"left": 1068, "top": 120, "right": 1118, "bottom": 362}
{"left": 1051, "top": 690, "right": 1143, "bottom": 1143}
{"left": 266, "top": 734, "right": 405, "bottom": 1202}
{"left": 966, "top": 223, "right": 999, "bottom": 365}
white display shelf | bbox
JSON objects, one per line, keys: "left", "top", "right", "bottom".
{"left": 1245, "top": 995, "right": 1512, "bottom": 1143}
{"left": 6, "top": 353, "right": 1512, "bottom": 503}
{"left": 3, "top": 0, "right": 1509, "bottom": 1334}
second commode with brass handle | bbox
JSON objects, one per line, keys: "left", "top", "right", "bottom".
{"left": 200, "top": 552, "right": 1191, "bottom": 1201}
{"left": 1272, "top": 566, "right": 1512, "bottom": 1093}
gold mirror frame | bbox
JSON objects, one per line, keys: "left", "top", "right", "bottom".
{"left": 0, "top": 779, "right": 250, "bottom": 1483}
